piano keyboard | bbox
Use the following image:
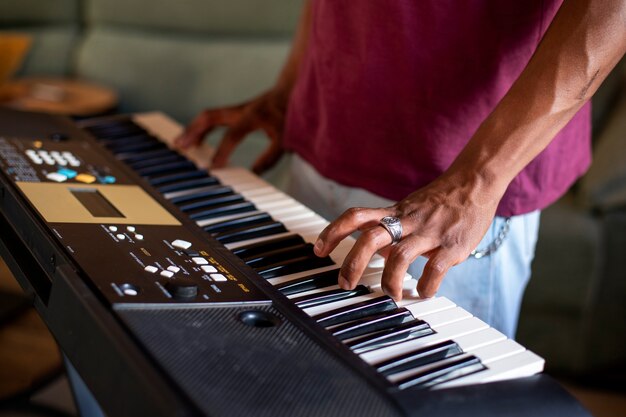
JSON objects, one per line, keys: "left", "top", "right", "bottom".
{"left": 78, "top": 112, "right": 544, "bottom": 391}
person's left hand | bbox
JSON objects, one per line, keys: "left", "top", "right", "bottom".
{"left": 313, "top": 173, "right": 502, "bottom": 300}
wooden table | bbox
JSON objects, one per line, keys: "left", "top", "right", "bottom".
{"left": 0, "top": 76, "right": 118, "bottom": 117}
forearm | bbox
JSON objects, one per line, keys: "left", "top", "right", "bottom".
{"left": 274, "top": 0, "right": 313, "bottom": 100}
{"left": 445, "top": 0, "right": 626, "bottom": 203}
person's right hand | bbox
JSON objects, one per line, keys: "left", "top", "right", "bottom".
{"left": 174, "top": 90, "right": 288, "bottom": 175}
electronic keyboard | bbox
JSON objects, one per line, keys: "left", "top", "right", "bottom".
{"left": 0, "top": 108, "right": 589, "bottom": 417}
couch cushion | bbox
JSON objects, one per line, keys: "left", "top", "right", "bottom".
{"left": 0, "top": 27, "right": 80, "bottom": 76}
{"left": 0, "top": 0, "right": 80, "bottom": 76}
{"left": 0, "top": 0, "right": 79, "bottom": 24}
{"left": 76, "top": 27, "right": 290, "bottom": 122}
{"left": 522, "top": 194, "right": 602, "bottom": 313}
{"left": 578, "top": 89, "right": 626, "bottom": 212}
{"left": 87, "top": 0, "right": 303, "bottom": 36}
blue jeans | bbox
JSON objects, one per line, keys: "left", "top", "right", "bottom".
{"left": 287, "top": 154, "right": 540, "bottom": 338}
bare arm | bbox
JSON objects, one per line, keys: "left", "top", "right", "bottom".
{"left": 315, "top": 0, "right": 626, "bottom": 299}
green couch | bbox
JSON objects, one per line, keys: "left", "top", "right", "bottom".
{"left": 2, "top": 0, "right": 625, "bottom": 387}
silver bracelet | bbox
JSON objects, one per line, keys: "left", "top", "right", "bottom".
{"left": 469, "top": 217, "right": 511, "bottom": 259}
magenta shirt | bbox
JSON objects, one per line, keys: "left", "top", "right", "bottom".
{"left": 284, "top": 1, "right": 591, "bottom": 216}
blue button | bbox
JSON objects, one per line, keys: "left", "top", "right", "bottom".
{"left": 103, "top": 175, "right": 116, "bottom": 184}
{"left": 57, "top": 168, "right": 77, "bottom": 179}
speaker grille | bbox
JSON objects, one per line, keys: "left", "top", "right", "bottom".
{"left": 116, "top": 304, "right": 400, "bottom": 417}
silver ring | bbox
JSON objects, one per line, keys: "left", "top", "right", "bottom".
{"left": 379, "top": 216, "right": 402, "bottom": 244}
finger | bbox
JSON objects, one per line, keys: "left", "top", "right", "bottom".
{"left": 211, "top": 123, "right": 256, "bottom": 168}
{"left": 252, "top": 142, "right": 284, "bottom": 175}
{"left": 175, "top": 107, "right": 241, "bottom": 149}
{"left": 251, "top": 123, "right": 284, "bottom": 174}
{"left": 175, "top": 125, "right": 217, "bottom": 150}
{"left": 314, "top": 207, "right": 392, "bottom": 257}
{"left": 381, "top": 235, "right": 437, "bottom": 300}
{"left": 416, "top": 249, "right": 462, "bottom": 298}
{"left": 338, "top": 226, "right": 395, "bottom": 290}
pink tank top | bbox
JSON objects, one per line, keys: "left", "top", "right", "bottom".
{"left": 284, "top": 1, "right": 591, "bottom": 216}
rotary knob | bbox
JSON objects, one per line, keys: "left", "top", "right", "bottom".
{"left": 165, "top": 282, "right": 198, "bottom": 300}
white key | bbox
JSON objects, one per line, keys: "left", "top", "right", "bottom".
{"left": 397, "top": 296, "right": 456, "bottom": 317}
{"left": 413, "top": 306, "right": 471, "bottom": 327}
{"left": 238, "top": 186, "right": 279, "bottom": 197}
{"left": 255, "top": 198, "right": 302, "bottom": 212}
{"left": 303, "top": 293, "right": 382, "bottom": 317}
{"left": 266, "top": 203, "right": 313, "bottom": 218}
{"left": 434, "top": 350, "right": 545, "bottom": 389}
{"left": 453, "top": 328, "right": 508, "bottom": 352}
{"left": 360, "top": 317, "right": 489, "bottom": 364}
{"left": 301, "top": 278, "right": 416, "bottom": 317}
{"left": 196, "top": 211, "right": 264, "bottom": 228}
{"left": 470, "top": 339, "right": 526, "bottom": 364}
{"left": 164, "top": 185, "right": 231, "bottom": 200}
{"left": 277, "top": 210, "right": 317, "bottom": 223}
{"left": 144, "top": 265, "right": 158, "bottom": 273}
{"left": 167, "top": 266, "right": 180, "bottom": 273}
{"left": 223, "top": 220, "right": 327, "bottom": 250}
{"left": 239, "top": 190, "right": 285, "bottom": 202}
{"left": 160, "top": 270, "right": 174, "bottom": 278}
{"left": 223, "top": 231, "right": 297, "bottom": 250}
{"left": 383, "top": 338, "right": 525, "bottom": 385}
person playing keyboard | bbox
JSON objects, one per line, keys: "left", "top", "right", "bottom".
{"left": 176, "top": 0, "right": 626, "bottom": 339}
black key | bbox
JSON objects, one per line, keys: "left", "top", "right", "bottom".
{"left": 242, "top": 243, "right": 313, "bottom": 267}
{"left": 231, "top": 234, "right": 305, "bottom": 259}
{"left": 108, "top": 139, "right": 167, "bottom": 155}
{"left": 169, "top": 185, "right": 234, "bottom": 205}
{"left": 292, "top": 285, "right": 370, "bottom": 309}
{"left": 118, "top": 148, "right": 174, "bottom": 164}
{"left": 203, "top": 212, "right": 271, "bottom": 234}
{"left": 158, "top": 176, "right": 221, "bottom": 193}
{"left": 87, "top": 123, "right": 145, "bottom": 138}
{"left": 99, "top": 133, "right": 154, "bottom": 147}
{"left": 275, "top": 268, "right": 341, "bottom": 296}
{"left": 376, "top": 340, "right": 463, "bottom": 377}
{"left": 395, "top": 355, "right": 485, "bottom": 390}
{"left": 312, "top": 295, "right": 397, "bottom": 327}
{"left": 330, "top": 308, "right": 412, "bottom": 341}
{"left": 255, "top": 255, "right": 335, "bottom": 279}
{"left": 128, "top": 153, "right": 186, "bottom": 170}
{"left": 177, "top": 194, "right": 243, "bottom": 212}
{"left": 148, "top": 169, "right": 209, "bottom": 186}
{"left": 347, "top": 319, "right": 434, "bottom": 353}
{"left": 187, "top": 201, "right": 256, "bottom": 221}
{"left": 215, "top": 221, "right": 287, "bottom": 244}
{"left": 85, "top": 118, "right": 139, "bottom": 131}
{"left": 136, "top": 160, "right": 196, "bottom": 177}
